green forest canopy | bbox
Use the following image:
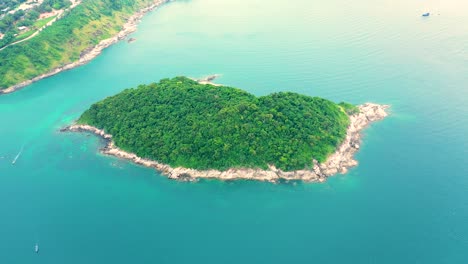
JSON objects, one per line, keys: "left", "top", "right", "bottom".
{"left": 78, "top": 77, "right": 357, "bottom": 171}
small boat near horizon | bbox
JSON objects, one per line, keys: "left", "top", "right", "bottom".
{"left": 422, "top": 12, "right": 430, "bottom": 17}
{"left": 34, "top": 243, "right": 39, "bottom": 253}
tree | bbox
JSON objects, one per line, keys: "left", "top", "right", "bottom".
{"left": 0, "top": 31, "right": 15, "bottom": 48}
{"left": 17, "top": 19, "right": 33, "bottom": 27}
{"left": 27, "top": 10, "right": 40, "bottom": 20}
{"left": 2, "top": 14, "right": 14, "bottom": 26}
{"left": 0, "top": 21, "right": 9, "bottom": 32}
{"left": 13, "top": 10, "right": 25, "bottom": 20}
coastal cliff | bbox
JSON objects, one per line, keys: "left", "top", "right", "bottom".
{"left": 62, "top": 103, "right": 388, "bottom": 183}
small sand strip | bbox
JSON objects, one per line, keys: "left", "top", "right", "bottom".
{"left": 0, "top": 0, "right": 170, "bottom": 95}
{"left": 61, "top": 103, "right": 389, "bottom": 183}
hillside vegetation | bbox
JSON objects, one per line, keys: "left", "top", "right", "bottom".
{"left": 78, "top": 77, "right": 352, "bottom": 171}
{"left": 0, "top": 0, "right": 156, "bottom": 89}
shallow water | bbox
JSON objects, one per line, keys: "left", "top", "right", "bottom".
{"left": 0, "top": 0, "right": 467, "bottom": 263}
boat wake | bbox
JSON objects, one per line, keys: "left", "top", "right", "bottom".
{"left": 12, "top": 145, "right": 24, "bottom": 165}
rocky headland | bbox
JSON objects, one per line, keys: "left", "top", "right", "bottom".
{"left": 192, "top": 74, "right": 222, "bottom": 86}
{"left": 0, "top": 0, "right": 170, "bottom": 95}
{"left": 61, "top": 103, "right": 389, "bottom": 183}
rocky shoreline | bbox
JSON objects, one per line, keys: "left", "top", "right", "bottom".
{"left": 0, "top": 0, "right": 170, "bottom": 95}
{"left": 192, "top": 74, "right": 222, "bottom": 86}
{"left": 61, "top": 103, "right": 389, "bottom": 183}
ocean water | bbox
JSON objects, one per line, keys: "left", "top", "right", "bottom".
{"left": 0, "top": 0, "right": 467, "bottom": 263}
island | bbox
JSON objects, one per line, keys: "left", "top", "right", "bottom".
{"left": 62, "top": 77, "right": 389, "bottom": 182}
{"left": 0, "top": 0, "right": 170, "bottom": 94}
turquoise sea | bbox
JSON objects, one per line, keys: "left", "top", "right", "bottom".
{"left": 1, "top": 0, "right": 467, "bottom": 263}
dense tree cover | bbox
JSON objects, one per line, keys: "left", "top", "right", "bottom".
{"left": 78, "top": 77, "right": 352, "bottom": 171}
{"left": 0, "top": 31, "right": 14, "bottom": 47}
{"left": 0, "top": 14, "right": 15, "bottom": 32}
{"left": 0, "top": 0, "right": 157, "bottom": 89}
{"left": 37, "top": 0, "right": 72, "bottom": 13}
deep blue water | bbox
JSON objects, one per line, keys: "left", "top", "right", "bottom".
{"left": 0, "top": 0, "right": 467, "bottom": 263}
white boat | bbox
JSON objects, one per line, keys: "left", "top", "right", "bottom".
{"left": 34, "top": 243, "right": 39, "bottom": 253}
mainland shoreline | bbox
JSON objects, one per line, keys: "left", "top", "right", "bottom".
{"left": 61, "top": 103, "right": 389, "bottom": 183}
{"left": 0, "top": 0, "right": 170, "bottom": 95}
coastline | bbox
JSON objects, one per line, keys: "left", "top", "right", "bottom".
{"left": 0, "top": 0, "right": 170, "bottom": 95}
{"left": 191, "top": 74, "right": 223, "bottom": 86}
{"left": 61, "top": 103, "right": 389, "bottom": 183}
